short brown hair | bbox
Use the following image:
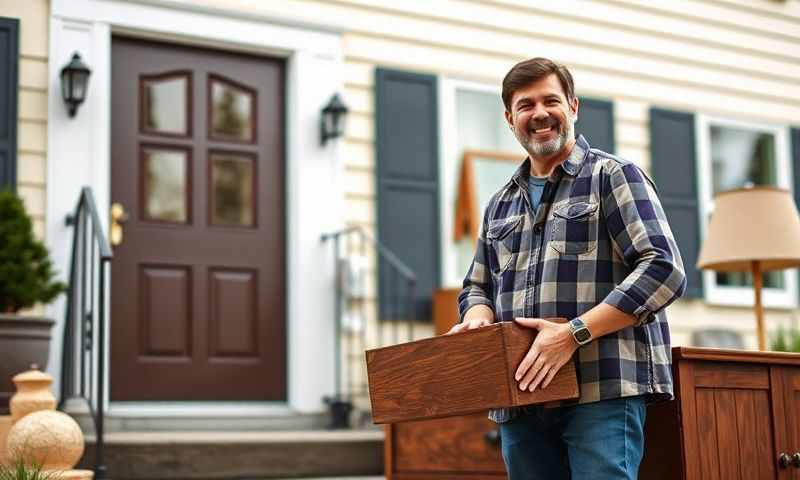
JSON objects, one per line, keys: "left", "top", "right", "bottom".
{"left": 501, "top": 57, "right": 575, "bottom": 112}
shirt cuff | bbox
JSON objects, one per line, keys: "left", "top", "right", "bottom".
{"left": 458, "top": 297, "right": 495, "bottom": 323}
{"left": 602, "top": 288, "right": 654, "bottom": 327}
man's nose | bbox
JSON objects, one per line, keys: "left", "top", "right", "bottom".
{"left": 532, "top": 104, "right": 549, "bottom": 120}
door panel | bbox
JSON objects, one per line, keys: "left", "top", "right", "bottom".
{"left": 110, "top": 36, "right": 285, "bottom": 401}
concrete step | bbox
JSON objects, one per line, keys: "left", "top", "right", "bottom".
{"left": 79, "top": 430, "right": 384, "bottom": 480}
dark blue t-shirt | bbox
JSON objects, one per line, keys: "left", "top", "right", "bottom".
{"left": 528, "top": 175, "right": 548, "bottom": 216}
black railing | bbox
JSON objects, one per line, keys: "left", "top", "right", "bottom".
{"left": 60, "top": 187, "right": 111, "bottom": 479}
{"left": 321, "top": 226, "right": 418, "bottom": 428}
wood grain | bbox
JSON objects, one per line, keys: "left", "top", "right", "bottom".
{"left": 693, "top": 362, "right": 769, "bottom": 389}
{"left": 393, "top": 413, "right": 505, "bottom": 473}
{"left": 366, "top": 321, "right": 578, "bottom": 424}
{"left": 696, "top": 388, "right": 720, "bottom": 480}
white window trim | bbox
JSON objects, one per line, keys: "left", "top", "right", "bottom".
{"left": 439, "top": 77, "right": 511, "bottom": 287}
{"left": 696, "top": 114, "right": 796, "bottom": 309}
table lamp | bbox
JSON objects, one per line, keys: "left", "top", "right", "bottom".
{"left": 696, "top": 187, "right": 800, "bottom": 350}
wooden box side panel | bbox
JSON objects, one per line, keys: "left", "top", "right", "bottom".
{"left": 502, "top": 322, "right": 579, "bottom": 406}
{"left": 366, "top": 325, "right": 512, "bottom": 424}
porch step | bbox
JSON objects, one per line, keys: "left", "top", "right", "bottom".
{"left": 78, "top": 430, "right": 384, "bottom": 479}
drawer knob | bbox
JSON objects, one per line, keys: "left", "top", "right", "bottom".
{"left": 792, "top": 452, "right": 800, "bottom": 468}
{"left": 484, "top": 427, "right": 501, "bottom": 446}
{"left": 779, "top": 453, "right": 791, "bottom": 469}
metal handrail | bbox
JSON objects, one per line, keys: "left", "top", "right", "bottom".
{"left": 321, "top": 225, "right": 417, "bottom": 428}
{"left": 60, "top": 186, "right": 111, "bottom": 479}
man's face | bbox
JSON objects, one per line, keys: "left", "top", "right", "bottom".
{"left": 504, "top": 74, "right": 579, "bottom": 159}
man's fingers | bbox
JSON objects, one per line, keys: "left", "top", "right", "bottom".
{"left": 446, "top": 323, "right": 464, "bottom": 335}
{"left": 529, "top": 363, "right": 551, "bottom": 392}
{"left": 541, "top": 364, "right": 559, "bottom": 390}
{"left": 514, "top": 317, "right": 542, "bottom": 330}
{"left": 515, "top": 345, "right": 540, "bottom": 381}
{"left": 519, "top": 355, "right": 544, "bottom": 390}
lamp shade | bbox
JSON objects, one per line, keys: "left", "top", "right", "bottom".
{"left": 697, "top": 187, "right": 800, "bottom": 272}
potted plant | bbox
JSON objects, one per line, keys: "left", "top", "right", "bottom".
{"left": 771, "top": 325, "right": 800, "bottom": 353}
{"left": 0, "top": 188, "right": 67, "bottom": 413}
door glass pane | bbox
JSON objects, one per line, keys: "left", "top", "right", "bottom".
{"left": 211, "top": 152, "right": 254, "bottom": 226}
{"left": 710, "top": 125, "right": 781, "bottom": 288}
{"left": 209, "top": 77, "right": 255, "bottom": 142}
{"left": 143, "top": 147, "right": 189, "bottom": 223}
{"left": 142, "top": 74, "right": 189, "bottom": 136}
{"left": 210, "top": 76, "right": 255, "bottom": 142}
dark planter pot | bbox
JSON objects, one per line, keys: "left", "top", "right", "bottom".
{"left": 0, "top": 314, "right": 55, "bottom": 414}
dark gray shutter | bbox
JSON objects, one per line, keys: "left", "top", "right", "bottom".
{"left": 375, "top": 68, "right": 440, "bottom": 321}
{"left": 793, "top": 128, "right": 800, "bottom": 216}
{"left": 576, "top": 98, "right": 614, "bottom": 154}
{"left": 650, "top": 108, "right": 702, "bottom": 298}
{"left": 0, "top": 17, "right": 18, "bottom": 190}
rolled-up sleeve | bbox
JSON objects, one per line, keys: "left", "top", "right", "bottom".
{"left": 600, "top": 162, "right": 687, "bottom": 326}
{"left": 457, "top": 212, "right": 495, "bottom": 323}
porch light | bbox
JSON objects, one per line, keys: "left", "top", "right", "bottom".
{"left": 320, "top": 93, "right": 348, "bottom": 145}
{"left": 60, "top": 52, "right": 91, "bottom": 118}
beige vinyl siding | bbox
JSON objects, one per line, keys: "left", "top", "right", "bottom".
{"left": 1, "top": 0, "right": 50, "bottom": 316}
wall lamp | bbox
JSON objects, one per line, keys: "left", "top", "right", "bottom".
{"left": 60, "top": 52, "right": 91, "bottom": 118}
{"left": 321, "top": 93, "right": 348, "bottom": 146}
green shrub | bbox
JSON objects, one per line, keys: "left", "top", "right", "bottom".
{"left": 770, "top": 325, "right": 800, "bottom": 353}
{"left": 0, "top": 188, "right": 67, "bottom": 313}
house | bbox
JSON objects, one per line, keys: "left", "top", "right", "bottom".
{"left": 1, "top": 0, "right": 799, "bottom": 478}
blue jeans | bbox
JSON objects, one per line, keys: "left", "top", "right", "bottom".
{"left": 499, "top": 395, "right": 646, "bottom": 480}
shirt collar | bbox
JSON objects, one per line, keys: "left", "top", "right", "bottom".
{"left": 511, "top": 134, "right": 591, "bottom": 190}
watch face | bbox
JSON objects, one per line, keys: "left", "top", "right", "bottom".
{"left": 575, "top": 328, "right": 591, "bottom": 343}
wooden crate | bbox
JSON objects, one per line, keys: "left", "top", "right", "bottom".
{"left": 366, "top": 321, "right": 579, "bottom": 424}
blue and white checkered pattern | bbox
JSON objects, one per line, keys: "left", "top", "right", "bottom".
{"left": 458, "top": 135, "right": 687, "bottom": 424}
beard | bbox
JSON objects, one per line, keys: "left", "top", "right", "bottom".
{"left": 516, "top": 113, "right": 575, "bottom": 159}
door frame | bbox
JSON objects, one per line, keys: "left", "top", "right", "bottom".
{"left": 46, "top": 0, "right": 346, "bottom": 416}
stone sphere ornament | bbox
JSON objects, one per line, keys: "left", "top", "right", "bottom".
{"left": 6, "top": 410, "right": 85, "bottom": 470}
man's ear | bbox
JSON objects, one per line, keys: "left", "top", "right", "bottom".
{"left": 504, "top": 109, "right": 513, "bottom": 130}
{"left": 571, "top": 96, "right": 580, "bottom": 122}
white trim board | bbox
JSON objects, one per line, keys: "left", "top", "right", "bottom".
{"left": 695, "top": 113, "right": 797, "bottom": 309}
{"left": 46, "top": 0, "right": 346, "bottom": 417}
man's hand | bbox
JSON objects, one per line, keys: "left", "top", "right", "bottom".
{"left": 513, "top": 317, "right": 578, "bottom": 392}
{"left": 446, "top": 304, "right": 493, "bottom": 334}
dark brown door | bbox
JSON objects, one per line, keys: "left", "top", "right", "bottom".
{"left": 109, "top": 36, "right": 285, "bottom": 401}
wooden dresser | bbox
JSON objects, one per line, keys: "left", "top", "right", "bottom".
{"left": 641, "top": 347, "right": 800, "bottom": 480}
{"left": 385, "top": 290, "right": 800, "bottom": 479}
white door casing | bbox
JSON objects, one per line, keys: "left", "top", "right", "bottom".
{"left": 46, "top": 0, "right": 345, "bottom": 415}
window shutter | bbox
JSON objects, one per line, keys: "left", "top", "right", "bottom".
{"left": 375, "top": 68, "right": 440, "bottom": 321}
{"left": 576, "top": 97, "right": 615, "bottom": 154}
{"left": 650, "top": 108, "right": 702, "bottom": 298}
{"left": 0, "top": 17, "right": 19, "bottom": 190}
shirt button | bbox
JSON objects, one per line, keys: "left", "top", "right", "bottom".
{"left": 534, "top": 224, "right": 542, "bottom": 234}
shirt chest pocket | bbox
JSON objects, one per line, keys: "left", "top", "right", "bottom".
{"left": 549, "top": 201, "right": 599, "bottom": 255}
{"left": 486, "top": 215, "right": 524, "bottom": 274}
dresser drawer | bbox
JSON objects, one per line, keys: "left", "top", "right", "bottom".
{"left": 391, "top": 412, "right": 505, "bottom": 474}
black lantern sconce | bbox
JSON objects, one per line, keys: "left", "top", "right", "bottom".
{"left": 320, "top": 93, "right": 349, "bottom": 146}
{"left": 60, "top": 52, "right": 92, "bottom": 118}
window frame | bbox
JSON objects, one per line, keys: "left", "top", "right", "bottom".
{"left": 696, "top": 113, "right": 796, "bottom": 308}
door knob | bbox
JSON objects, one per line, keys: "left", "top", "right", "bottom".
{"left": 110, "top": 202, "right": 129, "bottom": 246}
{"left": 779, "top": 452, "right": 791, "bottom": 469}
{"left": 484, "top": 427, "right": 501, "bottom": 446}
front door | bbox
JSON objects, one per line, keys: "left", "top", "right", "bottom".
{"left": 109, "top": 36, "right": 286, "bottom": 401}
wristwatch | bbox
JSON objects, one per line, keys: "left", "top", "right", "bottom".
{"left": 569, "top": 317, "right": 592, "bottom": 346}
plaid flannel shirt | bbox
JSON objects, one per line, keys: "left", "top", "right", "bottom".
{"left": 458, "top": 135, "right": 687, "bottom": 424}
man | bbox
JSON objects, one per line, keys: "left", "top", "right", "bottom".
{"left": 448, "top": 57, "right": 686, "bottom": 479}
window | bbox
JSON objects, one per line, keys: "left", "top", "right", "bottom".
{"left": 440, "top": 79, "right": 522, "bottom": 285}
{"left": 697, "top": 115, "right": 795, "bottom": 307}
